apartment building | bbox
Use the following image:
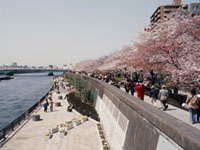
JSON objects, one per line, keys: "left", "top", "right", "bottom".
{"left": 150, "top": 0, "right": 188, "bottom": 25}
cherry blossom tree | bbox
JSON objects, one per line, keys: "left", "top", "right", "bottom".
{"left": 72, "top": 46, "right": 135, "bottom": 72}
{"left": 73, "top": 10, "right": 200, "bottom": 87}
{"left": 132, "top": 10, "right": 200, "bottom": 86}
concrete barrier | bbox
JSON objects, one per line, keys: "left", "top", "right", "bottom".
{"left": 79, "top": 75, "right": 200, "bottom": 150}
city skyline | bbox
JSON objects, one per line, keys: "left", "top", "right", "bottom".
{"left": 0, "top": 0, "right": 199, "bottom": 67}
{"left": 0, "top": 62, "right": 67, "bottom": 69}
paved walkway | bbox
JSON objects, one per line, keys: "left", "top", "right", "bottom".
{"left": 1, "top": 85, "right": 101, "bottom": 150}
{"left": 121, "top": 88, "right": 200, "bottom": 130}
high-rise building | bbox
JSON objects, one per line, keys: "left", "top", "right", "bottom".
{"left": 150, "top": 0, "right": 187, "bottom": 25}
{"left": 150, "top": 0, "right": 200, "bottom": 25}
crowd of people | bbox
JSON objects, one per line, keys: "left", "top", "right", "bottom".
{"left": 42, "top": 76, "right": 73, "bottom": 113}
{"left": 43, "top": 92, "right": 54, "bottom": 112}
{"left": 87, "top": 70, "right": 200, "bottom": 124}
{"left": 44, "top": 72, "right": 200, "bottom": 124}
{"left": 89, "top": 71, "right": 171, "bottom": 110}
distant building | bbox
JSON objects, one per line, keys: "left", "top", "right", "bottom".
{"left": 38, "top": 66, "right": 44, "bottom": 69}
{"left": 48, "top": 65, "right": 53, "bottom": 69}
{"left": 150, "top": 0, "right": 200, "bottom": 25}
{"left": 53, "top": 66, "right": 58, "bottom": 69}
{"left": 62, "top": 65, "right": 68, "bottom": 70}
{"left": 31, "top": 66, "right": 36, "bottom": 69}
{"left": 188, "top": 3, "right": 200, "bottom": 16}
{"left": 11, "top": 62, "right": 17, "bottom": 67}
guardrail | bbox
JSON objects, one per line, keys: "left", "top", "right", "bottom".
{"left": 0, "top": 87, "right": 53, "bottom": 142}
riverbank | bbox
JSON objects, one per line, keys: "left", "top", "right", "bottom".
{"left": 0, "top": 73, "right": 58, "bottom": 130}
{"left": 1, "top": 76, "right": 101, "bottom": 150}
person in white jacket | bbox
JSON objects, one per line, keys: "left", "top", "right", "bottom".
{"left": 158, "top": 85, "right": 169, "bottom": 111}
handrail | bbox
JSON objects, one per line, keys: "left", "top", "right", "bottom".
{"left": 0, "top": 86, "right": 53, "bottom": 142}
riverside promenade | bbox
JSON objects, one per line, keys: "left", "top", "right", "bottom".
{"left": 143, "top": 94, "right": 200, "bottom": 129}
{"left": 121, "top": 88, "right": 200, "bottom": 130}
{"left": 1, "top": 84, "right": 101, "bottom": 150}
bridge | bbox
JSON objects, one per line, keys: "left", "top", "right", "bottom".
{"left": 0, "top": 68, "right": 68, "bottom": 75}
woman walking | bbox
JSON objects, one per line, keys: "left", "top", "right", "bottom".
{"left": 186, "top": 89, "right": 199, "bottom": 124}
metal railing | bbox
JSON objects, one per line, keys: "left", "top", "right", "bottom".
{"left": 0, "top": 87, "right": 53, "bottom": 142}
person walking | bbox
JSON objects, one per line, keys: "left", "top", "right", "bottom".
{"left": 158, "top": 85, "right": 169, "bottom": 111}
{"left": 185, "top": 89, "right": 199, "bottom": 124}
{"left": 130, "top": 80, "right": 135, "bottom": 96}
{"left": 150, "top": 85, "right": 159, "bottom": 107}
{"left": 49, "top": 99, "right": 54, "bottom": 112}
{"left": 43, "top": 99, "right": 49, "bottom": 112}
{"left": 134, "top": 82, "right": 145, "bottom": 100}
{"left": 124, "top": 79, "right": 131, "bottom": 94}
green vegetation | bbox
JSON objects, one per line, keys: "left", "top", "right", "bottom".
{"left": 114, "top": 76, "right": 122, "bottom": 83}
{"left": 65, "top": 73, "right": 99, "bottom": 121}
{"left": 65, "top": 73, "right": 91, "bottom": 103}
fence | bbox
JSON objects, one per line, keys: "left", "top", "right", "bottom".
{"left": 0, "top": 87, "right": 53, "bottom": 142}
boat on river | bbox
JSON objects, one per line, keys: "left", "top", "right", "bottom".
{"left": 0, "top": 75, "right": 14, "bottom": 81}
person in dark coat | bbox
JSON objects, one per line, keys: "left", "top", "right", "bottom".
{"left": 124, "top": 80, "right": 131, "bottom": 94}
{"left": 43, "top": 99, "right": 49, "bottom": 112}
{"left": 173, "top": 86, "right": 179, "bottom": 94}
{"left": 130, "top": 80, "right": 135, "bottom": 96}
{"left": 150, "top": 85, "right": 159, "bottom": 107}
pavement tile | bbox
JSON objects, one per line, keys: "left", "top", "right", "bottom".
{"left": 2, "top": 85, "right": 101, "bottom": 150}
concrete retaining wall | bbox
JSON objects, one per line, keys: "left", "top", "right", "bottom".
{"left": 81, "top": 75, "right": 200, "bottom": 150}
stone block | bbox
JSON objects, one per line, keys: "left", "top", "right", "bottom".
{"left": 32, "top": 114, "right": 40, "bottom": 121}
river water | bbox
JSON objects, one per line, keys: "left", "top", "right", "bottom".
{"left": 0, "top": 73, "right": 61, "bottom": 130}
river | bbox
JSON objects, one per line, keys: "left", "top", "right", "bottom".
{"left": 0, "top": 73, "right": 62, "bottom": 130}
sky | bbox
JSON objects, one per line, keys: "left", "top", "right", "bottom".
{"left": 0, "top": 0, "right": 199, "bottom": 67}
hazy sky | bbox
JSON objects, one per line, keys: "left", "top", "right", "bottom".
{"left": 0, "top": 0, "right": 198, "bottom": 67}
